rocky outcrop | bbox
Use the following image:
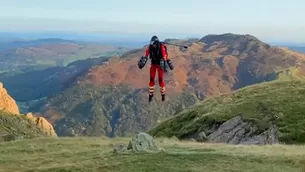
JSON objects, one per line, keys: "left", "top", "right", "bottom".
{"left": 0, "top": 82, "right": 19, "bottom": 114}
{"left": 0, "top": 82, "right": 57, "bottom": 138}
{"left": 196, "top": 116, "right": 280, "bottom": 145}
{"left": 25, "top": 113, "right": 57, "bottom": 137}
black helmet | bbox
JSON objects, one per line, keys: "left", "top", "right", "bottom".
{"left": 150, "top": 35, "right": 159, "bottom": 45}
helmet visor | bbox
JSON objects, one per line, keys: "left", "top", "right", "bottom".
{"left": 150, "top": 41, "right": 159, "bottom": 47}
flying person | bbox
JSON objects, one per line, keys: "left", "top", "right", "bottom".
{"left": 138, "top": 35, "right": 174, "bottom": 102}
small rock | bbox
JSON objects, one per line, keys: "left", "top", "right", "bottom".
{"left": 160, "top": 140, "right": 168, "bottom": 144}
{"left": 159, "top": 148, "right": 166, "bottom": 152}
{"left": 170, "top": 136, "right": 179, "bottom": 141}
{"left": 113, "top": 143, "right": 128, "bottom": 153}
{"left": 189, "top": 138, "right": 197, "bottom": 142}
{"left": 196, "top": 132, "right": 207, "bottom": 142}
{"left": 0, "top": 134, "right": 16, "bottom": 142}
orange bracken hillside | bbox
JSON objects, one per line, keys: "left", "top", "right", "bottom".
{"left": 78, "top": 42, "right": 235, "bottom": 97}
{"left": 77, "top": 33, "right": 305, "bottom": 98}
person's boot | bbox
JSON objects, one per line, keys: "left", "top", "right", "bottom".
{"left": 161, "top": 94, "right": 165, "bottom": 102}
{"left": 149, "top": 94, "right": 154, "bottom": 102}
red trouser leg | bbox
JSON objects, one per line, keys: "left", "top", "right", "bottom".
{"left": 157, "top": 65, "right": 165, "bottom": 95}
{"left": 149, "top": 64, "right": 157, "bottom": 95}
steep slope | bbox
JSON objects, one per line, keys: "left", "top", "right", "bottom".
{"left": 149, "top": 79, "right": 305, "bottom": 144}
{"left": 0, "top": 82, "right": 57, "bottom": 140}
{"left": 39, "top": 84, "right": 198, "bottom": 137}
{"left": 36, "top": 33, "right": 305, "bottom": 137}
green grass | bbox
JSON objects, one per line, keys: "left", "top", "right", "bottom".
{"left": 0, "top": 111, "right": 50, "bottom": 139}
{"left": 149, "top": 80, "right": 305, "bottom": 144}
{"left": 0, "top": 137, "right": 304, "bottom": 172}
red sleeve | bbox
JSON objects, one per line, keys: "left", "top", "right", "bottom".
{"left": 161, "top": 44, "right": 168, "bottom": 60}
{"left": 145, "top": 46, "right": 150, "bottom": 57}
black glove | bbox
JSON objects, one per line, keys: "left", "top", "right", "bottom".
{"left": 166, "top": 60, "right": 173, "bottom": 70}
{"left": 138, "top": 56, "right": 148, "bottom": 69}
{"left": 160, "top": 59, "right": 167, "bottom": 72}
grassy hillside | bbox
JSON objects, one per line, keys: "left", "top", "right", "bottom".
{"left": 0, "top": 137, "right": 304, "bottom": 172}
{"left": 149, "top": 79, "right": 305, "bottom": 144}
{"left": 0, "top": 111, "right": 51, "bottom": 141}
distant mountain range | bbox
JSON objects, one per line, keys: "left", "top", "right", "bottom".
{"left": 2, "top": 31, "right": 304, "bottom": 49}
{"left": 0, "top": 38, "right": 79, "bottom": 51}
{"left": 0, "top": 31, "right": 151, "bottom": 48}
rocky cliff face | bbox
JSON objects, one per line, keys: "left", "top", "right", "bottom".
{"left": 0, "top": 82, "right": 19, "bottom": 114}
{"left": 0, "top": 82, "right": 57, "bottom": 138}
{"left": 191, "top": 116, "right": 280, "bottom": 145}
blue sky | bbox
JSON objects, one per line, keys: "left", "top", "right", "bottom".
{"left": 0, "top": 0, "right": 304, "bottom": 42}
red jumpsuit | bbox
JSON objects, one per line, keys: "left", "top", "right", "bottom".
{"left": 144, "top": 44, "right": 168, "bottom": 96}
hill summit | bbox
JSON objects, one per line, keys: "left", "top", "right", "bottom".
{"left": 200, "top": 33, "right": 265, "bottom": 44}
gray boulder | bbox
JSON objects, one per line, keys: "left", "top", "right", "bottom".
{"left": 127, "top": 132, "right": 162, "bottom": 152}
{"left": 113, "top": 143, "right": 128, "bottom": 154}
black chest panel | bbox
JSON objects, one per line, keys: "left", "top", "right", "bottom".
{"left": 149, "top": 44, "right": 163, "bottom": 64}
